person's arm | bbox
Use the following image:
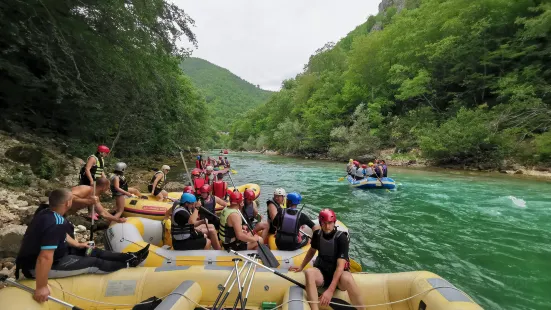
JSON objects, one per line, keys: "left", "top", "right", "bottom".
{"left": 33, "top": 249, "right": 54, "bottom": 302}
{"left": 113, "top": 176, "right": 133, "bottom": 196}
{"left": 215, "top": 196, "right": 227, "bottom": 207}
{"left": 84, "top": 157, "right": 95, "bottom": 184}
{"left": 151, "top": 174, "right": 161, "bottom": 195}
{"left": 268, "top": 203, "right": 278, "bottom": 220}
{"left": 289, "top": 247, "right": 316, "bottom": 272}
{"left": 95, "top": 202, "right": 126, "bottom": 223}
{"left": 65, "top": 234, "right": 91, "bottom": 249}
{"left": 190, "top": 208, "right": 205, "bottom": 226}
{"left": 230, "top": 214, "right": 258, "bottom": 243}
{"left": 302, "top": 214, "right": 320, "bottom": 231}
{"left": 253, "top": 202, "right": 261, "bottom": 219}
{"left": 72, "top": 187, "right": 97, "bottom": 205}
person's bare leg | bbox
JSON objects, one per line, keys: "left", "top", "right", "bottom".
{"left": 246, "top": 236, "right": 262, "bottom": 250}
{"left": 204, "top": 237, "right": 212, "bottom": 250}
{"left": 196, "top": 224, "right": 221, "bottom": 250}
{"left": 113, "top": 195, "right": 125, "bottom": 219}
{"left": 304, "top": 268, "right": 324, "bottom": 310}
{"left": 253, "top": 222, "right": 269, "bottom": 244}
{"left": 338, "top": 271, "right": 364, "bottom": 310}
{"left": 128, "top": 188, "right": 142, "bottom": 197}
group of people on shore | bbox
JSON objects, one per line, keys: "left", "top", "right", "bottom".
{"left": 16, "top": 146, "right": 362, "bottom": 309}
{"left": 347, "top": 158, "right": 388, "bottom": 180}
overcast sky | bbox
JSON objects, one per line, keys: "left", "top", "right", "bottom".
{"left": 176, "top": 0, "right": 380, "bottom": 91}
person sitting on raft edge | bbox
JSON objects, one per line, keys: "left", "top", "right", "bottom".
{"left": 15, "top": 188, "right": 149, "bottom": 303}
{"left": 148, "top": 165, "right": 170, "bottom": 201}
{"left": 275, "top": 192, "right": 320, "bottom": 251}
{"left": 110, "top": 162, "right": 143, "bottom": 220}
{"left": 290, "top": 209, "right": 364, "bottom": 310}
{"left": 218, "top": 191, "right": 263, "bottom": 251}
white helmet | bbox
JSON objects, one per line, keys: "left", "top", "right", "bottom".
{"left": 114, "top": 162, "right": 127, "bottom": 172}
{"left": 274, "top": 188, "right": 286, "bottom": 196}
{"left": 161, "top": 165, "right": 170, "bottom": 171}
{"left": 206, "top": 165, "right": 214, "bottom": 172}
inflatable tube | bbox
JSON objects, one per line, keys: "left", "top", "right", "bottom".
{"left": 227, "top": 183, "right": 261, "bottom": 199}
{"left": 0, "top": 266, "right": 483, "bottom": 309}
{"left": 105, "top": 217, "right": 348, "bottom": 270}
{"left": 347, "top": 175, "right": 396, "bottom": 190}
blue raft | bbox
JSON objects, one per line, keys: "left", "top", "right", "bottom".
{"left": 347, "top": 175, "right": 396, "bottom": 190}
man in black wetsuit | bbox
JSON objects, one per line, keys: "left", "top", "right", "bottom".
{"left": 289, "top": 209, "right": 364, "bottom": 310}
{"left": 15, "top": 188, "right": 149, "bottom": 303}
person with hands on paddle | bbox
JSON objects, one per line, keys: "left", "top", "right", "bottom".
{"left": 198, "top": 184, "right": 227, "bottom": 230}
{"left": 219, "top": 191, "right": 263, "bottom": 250}
{"left": 289, "top": 209, "right": 364, "bottom": 310}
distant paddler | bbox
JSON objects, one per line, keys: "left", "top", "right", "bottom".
{"left": 148, "top": 165, "right": 170, "bottom": 201}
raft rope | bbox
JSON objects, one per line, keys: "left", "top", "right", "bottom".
{"left": 118, "top": 222, "right": 307, "bottom": 263}
{"left": 48, "top": 284, "right": 466, "bottom": 308}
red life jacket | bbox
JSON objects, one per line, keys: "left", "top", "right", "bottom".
{"left": 195, "top": 160, "right": 201, "bottom": 169}
{"left": 212, "top": 181, "right": 227, "bottom": 199}
{"left": 193, "top": 178, "right": 206, "bottom": 194}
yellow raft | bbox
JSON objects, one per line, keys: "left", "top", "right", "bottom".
{"left": 228, "top": 183, "right": 261, "bottom": 199}
{"left": 105, "top": 217, "right": 348, "bottom": 270}
{"left": 0, "top": 265, "right": 482, "bottom": 309}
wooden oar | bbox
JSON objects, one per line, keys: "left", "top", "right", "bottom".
{"left": 177, "top": 147, "right": 192, "bottom": 186}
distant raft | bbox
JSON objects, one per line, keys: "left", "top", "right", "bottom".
{"left": 347, "top": 175, "right": 396, "bottom": 190}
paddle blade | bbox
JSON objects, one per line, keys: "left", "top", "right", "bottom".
{"left": 257, "top": 243, "right": 279, "bottom": 268}
{"left": 338, "top": 177, "right": 345, "bottom": 182}
{"left": 349, "top": 259, "right": 362, "bottom": 273}
{"left": 231, "top": 169, "right": 237, "bottom": 174}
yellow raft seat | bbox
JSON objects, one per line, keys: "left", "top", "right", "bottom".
{"left": 105, "top": 217, "right": 347, "bottom": 270}
{"left": 0, "top": 265, "right": 482, "bottom": 309}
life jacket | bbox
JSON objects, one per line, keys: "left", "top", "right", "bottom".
{"left": 224, "top": 159, "right": 230, "bottom": 167}
{"left": 193, "top": 178, "right": 206, "bottom": 193}
{"left": 171, "top": 206, "right": 196, "bottom": 241}
{"left": 199, "top": 195, "right": 218, "bottom": 224}
{"left": 243, "top": 201, "right": 256, "bottom": 226}
{"left": 212, "top": 180, "right": 227, "bottom": 199}
{"left": 314, "top": 230, "right": 349, "bottom": 274}
{"left": 79, "top": 155, "right": 104, "bottom": 181}
{"left": 218, "top": 208, "right": 239, "bottom": 245}
{"left": 275, "top": 208, "right": 301, "bottom": 248}
{"left": 195, "top": 160, "right": 201, "bottom": 169}
{"left": 149, "top": 171, "right": 166, "bottom": 190}
{"left": 355, "top": 168, "right": 365, "bottom": 178}
{"left": 204, "top": 173, "right": 214, "bottom": 186}
{"left": 110, "top": 174, "right": 128, "bottom": 193}
{"left": 266, "top": 199, "right": 283, "bottom": 232}
{"left": 382, "top": 165, "right": 388, "bottom": 177}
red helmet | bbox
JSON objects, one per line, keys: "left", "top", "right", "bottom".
{"left": 230, "top": 191, "right": 243, "bottom": 204}
{"left": 200, "top": 184, "right": 211, "bottom": 194}
{"left": 319, "top": 209, "right": 336, "bottom": 223}
{"left": 244, "top": 189, "right": 255, "bottom": 201}
{"left": 219, "top": 156, "right": 222, "bottom": 159}
{"left": 191, "top": 168, "right": 201, "bottom": 176}
{"left": 361, "top": 164, "right": 367, "bottom": 168}
{"left": 353, "top": 161, "right": 359, "bottom": 166}
{"left": 97, "top": 145, "right": 110, "bottom": 154}
{"left": 183, "top": 186, "right": 194, "bottom": 194}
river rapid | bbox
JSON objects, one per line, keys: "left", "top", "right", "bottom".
{"left": 174, "top": 152, "right": 551, "bottom": 310}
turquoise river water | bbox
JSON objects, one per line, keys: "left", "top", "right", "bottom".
{"left": 174, "top": 152, "right": 551, "bottom": 310}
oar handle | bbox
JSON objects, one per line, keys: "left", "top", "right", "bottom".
{"left": 2, "top": 277, "right": 83, "bottom": 310}
{"left": 199, "top": 206, "right": 220, "bottom": 220}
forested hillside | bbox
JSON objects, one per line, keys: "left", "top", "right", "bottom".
{"left": 230, "top": 0, "right": 551, "bottom": 169}
{"left": 0, "top": 0, "right": 207, "bottom": 158}
{"left": 180, "top": 58, "right": 273, "bottom": 131}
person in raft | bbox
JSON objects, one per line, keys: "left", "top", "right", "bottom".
{"left": 164, "top": 188, "right": 221, "bottom": 250}
{"left": 78, "top": 144, "right": 110, "bottom": 219}
{"left": 218, "top": 191, "right": 263, "bottom": 251}
{"left": 242, "top": 188, "right": 270, "bottom": 242}
{"left": 170, "top": 193, "right": 213, "bottom": 250}
{"left": 15, "top": 189, "right": 149, "bottom": 303}
{"left": 198, "top": 184, "right": 227, "bottom": 230}
{"left": 110, "top": 162, "right": 143, "bottom": 220}
{"left": 275, "top": 192, "right": 320, "bottom": 251}
{"left": 195, "top": 155, "right": 204, "bottom": 169}
{"left": 191, "top": 168, "right": 206, "bottom": 195}
{"left": 204, "top": 165, "right": 215, "bottom": 186}
{"left": 212, "top": 173, "right": 228, "bottom": 200}
{"left": 148, "top": 165, "right": 170, "bottom": 201}
{"left": 223, "top": 156, "right": 230, "bottom": 168}
{"left": 71, "top": 177, "right": 126, "bottom": 223}
{"left": 290, "top": 209, "right": 363, "bottom": 310}
{"left": 267, "top": 188, "right": 286, "bottom": 235}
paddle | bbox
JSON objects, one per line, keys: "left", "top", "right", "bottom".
{"left": 228, "top": 250, "right": 352, "bottom": 310}
{"left": 237, "top": 208, "right": 280, "bottom": 268}
{"left": 1, "top": 275, "right": 84, "bottom": 310}
{"left": 177, "top": 147, "right": 192, "bottom": 186}
{"left": 89, "top": 181, "right": 96, "bottom": 248}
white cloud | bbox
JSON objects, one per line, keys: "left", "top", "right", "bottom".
{"left": 177, "top": 0, "right": 379, "bottom": 91}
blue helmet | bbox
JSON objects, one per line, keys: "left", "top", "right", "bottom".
{"left": 180, "top": 193, "right": 197, "bottom": 204}
{"left": 197, "top": 155, "right": 201, "bottom": 160}
{"left": 286, "top": 192, "right": 302, "bottom": 205}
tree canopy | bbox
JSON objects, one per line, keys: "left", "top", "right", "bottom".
{"left": 1, "top": 0, "right": 207, "bottom": 158}
{"left": 229, "top": 0, "right": 551, "bottom": 168}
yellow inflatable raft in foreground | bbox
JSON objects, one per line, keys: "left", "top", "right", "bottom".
{"left": 105, "top": 217, "right": 347, "bottom": 270}
{"left": 0, "top": 265, "right": 482, "bottom": 309}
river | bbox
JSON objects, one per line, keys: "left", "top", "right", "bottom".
{"left": 174, "top": 152, "right": 551, "bottom": 310}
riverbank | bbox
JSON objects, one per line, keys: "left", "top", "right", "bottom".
{"left": 0, "top": 130, "right": 189, "bottom": 285}
{"left": 241, "top": 148, "right": 551, "bottom": 181}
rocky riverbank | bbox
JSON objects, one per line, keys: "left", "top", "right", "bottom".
{"left": 0, "top": 130, "right": 182, "bottom": 286}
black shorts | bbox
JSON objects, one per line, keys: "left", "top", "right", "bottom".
{"left": 79, "top": 177, "right": 92, "bottom": 186}
{"left": 173, "top": 236, "right": 207, "bottom": 251}
{"left": 148, "top": 185, "right": 163, "bottom": 196}
{"left": 222, "top": 241, "right": 247, "bottom": 251}
{"left": 275, "top": 237, "right": 308, "bottom": 251}
{"left": 316, "top": 267, "right": 349, "bottom": 289}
